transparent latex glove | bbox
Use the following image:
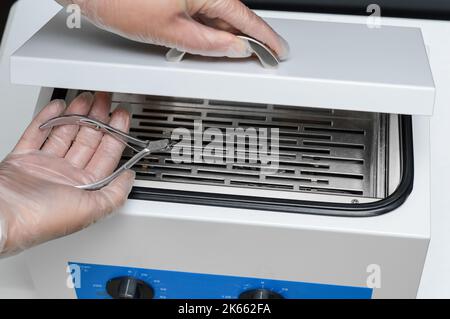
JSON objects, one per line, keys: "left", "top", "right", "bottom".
{"left": 0, "top": 92, "right": 135, "bottom": 257}
{"left": 56, "top": 0, "right": 290, "bottom": 59}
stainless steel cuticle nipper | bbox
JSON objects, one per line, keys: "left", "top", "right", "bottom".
{"left": 40, "top": 115, "right": 173, "bottom": 191}
{"left": 166, "top": 35, "right": 280, "bottom": 69}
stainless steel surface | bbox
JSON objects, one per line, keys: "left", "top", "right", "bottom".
{"left": 165, "top": 36, "right": 280, "bottom": 68}
{"left": 165, "top": 48, "right": 186, "bottom": 63}
{"left": 239, "top": 35, "right": 280, "bottom": 68}
{"left": 388, "top": 114, "right": 402, "bottom": 195}
{"left": 108, "top": 93, "right": 399, "bottom": 201}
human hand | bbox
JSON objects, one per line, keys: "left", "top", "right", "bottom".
{"left": 56, "top": 0, "right": 289, "bottom": 59}
{"left": 0, "top": 92, "right": 135, "bottom": 256}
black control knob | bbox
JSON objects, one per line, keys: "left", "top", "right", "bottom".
{"left": 106, "top": 276, "right": 154, "bottom": 299}
{"left": 239, "top": 289, "right": 284, "bottom": 299}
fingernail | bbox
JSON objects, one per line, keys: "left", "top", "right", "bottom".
{"left": 115, "top": 102, "right": 131, "bottom": 113}
{"left": 94, "top": 91, "right": 112, "bottom": 101}
{"left": 277, "top": 35, "right": 291, "bottom": 61}
{"left": 79, "top": 91, "right": 94, "bottom": 104}
{"left": 278, "top": 35, "right": 291, "bottom": 61}
{"left": 125, "top": 170, "right": 136, "bottom": 193}
{"left": 48, "top": 99, "right": 66, "bottom": 114}
{"left": 113, "top": 105, "right": 131, "bottom": 126}
{"left": 227, "top": 38, "right": 253, "bottom": 58}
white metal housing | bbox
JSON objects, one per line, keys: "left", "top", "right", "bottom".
{"left": 11, "top": 11, "right": 435, "bottom": 115}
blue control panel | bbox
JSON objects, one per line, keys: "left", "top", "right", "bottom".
{"left": 68, "top": 262, "right": 372, "bottom": 299}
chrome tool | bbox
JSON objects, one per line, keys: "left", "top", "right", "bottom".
{"left": 40, "top": 115, "right": 173, "bottom": 191}
{"left": 166, "top": 35, "right": 280, "bottom": 68}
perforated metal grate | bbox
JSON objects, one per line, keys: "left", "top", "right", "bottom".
{"left": 114, "top": 93, "right": 387, "bottom": 198}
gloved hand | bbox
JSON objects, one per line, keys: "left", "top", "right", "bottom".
{"left": 56, "top": 0, "right": 289, "bottom": 59}
{"left": 0, "top": 92, "right": 135, "bottom": 256}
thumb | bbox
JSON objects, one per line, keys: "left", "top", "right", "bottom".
{"left": 91, "top": 170, "right": 136, "bottom": 222}
{"left": 172, "top": 19, "right": 252, "bottom": 58}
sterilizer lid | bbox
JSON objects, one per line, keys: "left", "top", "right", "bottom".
{"left": 10, "top": 11, "right": 435, "bottom": 115}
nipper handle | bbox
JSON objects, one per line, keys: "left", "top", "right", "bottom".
{"left": 40, "top": 115, "right": 171, "bottom": 191}
{"left": 166, "top": 35, "right": 280, "bottom": 69}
